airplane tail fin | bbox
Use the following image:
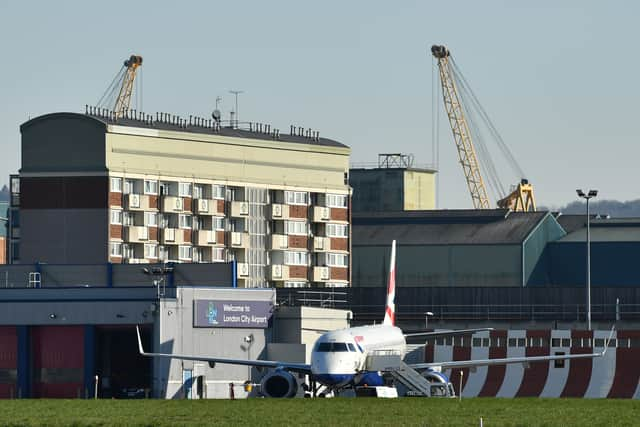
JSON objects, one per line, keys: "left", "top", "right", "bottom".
{"left": 383, "top": 240, "right": 397, "bottom": 326}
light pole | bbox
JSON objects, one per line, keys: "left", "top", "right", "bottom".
{"left": 425, "top": 311, "right": 434, "bottom": 329}
{"left": 576, "top": 189, "right": 598, "bottom": 331}
{"left": 229, "top": 90, "right": 243, "bottom": 127}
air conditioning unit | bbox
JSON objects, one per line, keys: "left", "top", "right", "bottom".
{"left": 199, "top": 199, "right": 209, "bottom": 213}
{"left": 208, "top": 230, "right": 217, "bottom": 244}
{"left": 279, "top": 235, "right": 288, "bottom": 249}
{"left": 272, "top": 264, "right": 282, "bottom": 279}
{"left": 129, "top": 194, "right": 140, "bottom": 209}
{"left": 272, "top": 204, "right": 282, "bottom": 218}
{"left": 231, "top": 232, "right": 242, "bottom": 246}
{"left": 314, "top": 237, "right": 325, "bottom": 250}
{"left": 139, "top": 227, "right": 148, "bottom": 241}
{"left": 240, "top": 202, "right": 249, "bottom": 215}
{"left": 174, "top": 197, "right": 184, "bottom": 211}
{"left": 320, "top": 266, "right": 329, "bottom": 280}
{"left": 238, "top": 263, "right": 249, "bottom": 277}
{"left": 164, "top": 228, "right": 176, "bottom": 242}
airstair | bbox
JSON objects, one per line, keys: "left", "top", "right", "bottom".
{"left": 389, "top": 361, "right": 435, "bottom": 397}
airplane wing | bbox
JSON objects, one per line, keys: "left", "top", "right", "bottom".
{"left": 409, "top": 327, "right": 615, "bottom": 371}
{"left": 404, "top": 328, "right": 494, "bottom": 338}
{"left": 136, "top": 326, "right": 311, "bottom": 374}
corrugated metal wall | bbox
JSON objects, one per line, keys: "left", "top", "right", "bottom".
{"left": 353, "top": 244, "right": 522, "bottom": 287}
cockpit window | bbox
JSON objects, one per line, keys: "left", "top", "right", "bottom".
{"left": 316, "top": 342, "right": 350, "bottom": 352}
{"left": 317, "top": 343, "right": 332, "bottom": 352}
{"left": 332, "top": 343, "right": 348, "bottom": 352}
{"left": 347, "top": 343, "right": 356, "bottom": 352}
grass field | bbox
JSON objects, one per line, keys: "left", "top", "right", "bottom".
{"left": 0, "top": 398, "right": 638, "bottom": 426}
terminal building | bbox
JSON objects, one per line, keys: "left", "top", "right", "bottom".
{"left": 10, "top": 110, "right": 351, "bottom": 288}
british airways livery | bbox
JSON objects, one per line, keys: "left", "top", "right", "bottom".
{"left": 137, "top": 240, "right": 611, "bottom": 398}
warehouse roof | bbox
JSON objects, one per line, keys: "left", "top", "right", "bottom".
{"left": 557, "top": 217, "right": 640, "bottom": 242}
{"left": 21, "top": 112, "right": 348, "bottom": 149}
{"left": 353, "top": 209, "right": 550, "bottom": 245}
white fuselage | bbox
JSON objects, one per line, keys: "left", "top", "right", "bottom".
{"left": 310, "top": 324, "right": 406, "bottom": 387}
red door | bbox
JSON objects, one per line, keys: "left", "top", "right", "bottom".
{"left": 32, "top": 326, "right": 84, "bottom": 398}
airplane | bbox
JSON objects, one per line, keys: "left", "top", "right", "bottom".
{"left": 136, "top": 240, "right": 612, "bottom": 398}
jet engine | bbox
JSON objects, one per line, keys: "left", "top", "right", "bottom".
{"left": 260, "top": 370, "right": 298, "bottom": 398}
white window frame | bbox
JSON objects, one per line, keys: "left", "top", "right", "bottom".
{"left": 284, "top": 220, "right": 308, "bottom": 236}
{"left": 179, "top": 245, "right": 192, "bottom": 260}
{"left": 144, "top": 243, "right": 158, "bottom": 259}
{"left": 179, "top": 182, "right": 192, "bottom": 197}
{"left": 212, "top": 217, "right": 225, "bottom": 231}
{"left": 213, "top": 185, "right": 225, "bottom": 200}
{"left": 326, "top": 223, "right": 348, "bottom": 238}
{"left": 145, "top": 212, "right": 158, "bottom": 227}
{"left": 284, "top": 191, "right": 309, "bottom": 206}
{"left": 179, "top": 214, "right": 192, "bottom": 229}
{"left": 212, "top": 247, "right": 225, "bottom": 262}
{"left": 144, "top": 180, "right": 158, "bottom": 195}
{"left": 109, "top": 242, "right": 122, "bottom": 257}
{"left": 110, "top": 209, "right": 123, "bottom": 225}
{"left": 124, "top": 179, "right": 136, "bottom": 194}
{"left": 325, "top": 253, "right": 348, "bottom": 267}
{"left": 158, "top": 245, "right": 169, "bottom": 261}
{"left": 326, "top": 194, "right": 347, "bottom": 208}
{"left": 123, "top": 212, "right": 135, "bottom": 226}
{"left": 110, "top": 177, "right": 122, "bottom": 193}
{"left": 122, "top": 243, "right": 134, "bottom": 259}
{"left": 284, "top": 281, "right": 309, "bottom": 288}
{"left": 193, "top": 184, "right": 206, "bottom": 200}
{"left": 284, "top": 251, "right": 309, "bottom": 266}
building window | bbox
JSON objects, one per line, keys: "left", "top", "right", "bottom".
{"left": 123, "top": 212, "right": 135, "bottom": 226}
{"left": 212, "top": 217, "right": 225, "bottom": 231}
{"left": 284, "top": 251, "right": 308, "bottom": 266}
{"left": 193, "top": 184, "right": 207, "bottom": 200}
{"left": 179, "top": 245, "right": 192, "bottom": 260}
{"left": 160, "top": 181, "right": 173, "bottom": 196}
{"left": 284, "top": 191, "right": 308, "bottom": 205}
{"left": 110, "top": 210, "right": 123, "bottom": 225}
{"left": 179, "top": 182, "right": 192, "bottom": 197}
{"left": 325, "top": 282, "right": 348, "bottom": 288}
{"left": 159, "top": 245, "right": 169, "bottom": 261}
{"left": 284, "top": 221, "right": 308, "bottom": 236}
{"left": 212, "top": 247, "right": 225, "bottom": 262}
{"left": 179, "top": 214, "right": 192, "bottom": 229}
{"left": 213, "top": 185, "right": 225, "bottom": 200}
{"left": 144, "top": 180, "right": 158, "bottom": 195}
{"left": 110, "top": 177, "right": 122, "bottom": 192}
{"left": 324, "top": 253, "right": 348, "bottom": 267}
{"left": 326, "top": 194, "right": 347, "bottom": 208}
{"left": 122, "top": 244, "right": 134, "bottom": 258}
{"left": 284, "top": 281, "right": 308, "bottom": 288}
{"left": 145, "top": 212, "right": 158, "bottom": 227}
{"left": 144, "top": 244, "right": 158, "bottom": 259}
{"left": 109, "top": 242, "right": 122, "bottom": 257}
{"left": 124, "top": 179, "right": 136, "bottom": 194}
{"left": 326, "top": 223, "right": 348, "bottom": 238}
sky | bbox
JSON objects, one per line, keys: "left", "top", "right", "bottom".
{"left": 0, "top": 1, "right": 638, "bottom": 209}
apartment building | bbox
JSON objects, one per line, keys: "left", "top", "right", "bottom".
{"left": 13, "top": 110, "right": 351, "bottom": 288}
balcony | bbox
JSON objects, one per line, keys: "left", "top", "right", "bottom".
{"left": 313, "top": 266, "right": 330, "bottom": 281}
{"left": 230, "top": 201, "right": 249, "bottom": 217}
{"left": 237, "top": 262, "right": 249, "bottom": 278}
{"left": 270, "top": 234, "right": 289, "bottom": 250}
{"left": 231, "top": 231, "right": 249, "bottom": 248}
{"left": 313, "top": 237, "right": 328, "bottom": 251}
{"left": 160, "top": 228, "right": 185, "bottom": 245}
{"left": 312, "top": 206, "right": 331, "bottom": 222}
{"left": 269, "top": 265, "right": 308, "bottom": 281}
{"left": 124, "top": 226, "right": 148, "bottom": 243}
{"left": 162, "top": 196, "right": 185, "bottom": 213}
{"left": 195, "top": 198, "right": 225, "bottom": 215}
{"left": 125, "top": 194, "right": 151, "bottom": 211}
{"left": 194, "top": 230, "right": 217, "bottom": 246}
{"left": 269, "top": 203, "right": 289, "bottom": 220}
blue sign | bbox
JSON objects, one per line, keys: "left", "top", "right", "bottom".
{"left": 194, "top": 300, "right": 273, "bottom": 328}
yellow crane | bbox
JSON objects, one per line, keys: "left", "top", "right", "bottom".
{"left": 96, "top": 54, "right": 143, "bottom": 118}
{"left": 431, "top": 45, "right": 536, "bottom": 212}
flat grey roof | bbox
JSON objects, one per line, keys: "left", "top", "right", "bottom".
{"left": 21, "top": 112, "right": 348, "bottom": 149}
{"left": 353, "top": 209, "right": 548, "bottom": 245}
